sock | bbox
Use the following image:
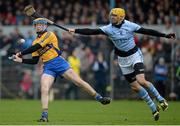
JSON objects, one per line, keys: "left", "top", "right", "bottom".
{"left": 42, "top": 109, "right": 48, "bottom": 118}
{"left": 42, "top": 108, "right": 48, "bottom": 113}
{"left": 95, "top": 93, "right": 103, "bottom": 102}
{"left": 42, "top": 112, "right": 48, "bottom": 118}
{"left": 147, "top": 82, "right": 164, "bottom": 102}
{"left": 138, "top": 87, "right": 157, "bottom": 112}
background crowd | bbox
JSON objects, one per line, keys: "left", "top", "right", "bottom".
{"left": 0, "top": 0, "right": 179, "bottom": 25}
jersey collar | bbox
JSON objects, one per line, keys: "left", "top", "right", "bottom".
{"left": 37, "top": 30, "right": 47, "bottom": 38}
{"left": 112, "top": 20, "right": 125, "bottom": 28}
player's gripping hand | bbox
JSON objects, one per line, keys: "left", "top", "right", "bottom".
{"left": 16, "top": 52, "right": 22, "bottom": 57}
{"left": 13, "top": 54, "right": 22, "bottom": 63}
{"left": 68, "top": 28, "right": 75, "bottom": 34}
{"left": 166, "top": 33, "right": 176, "bottom": 39}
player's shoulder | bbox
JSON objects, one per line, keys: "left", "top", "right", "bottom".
{"left": 39, "top": 31, "right": 55, "bottom": 41}
{"left": 125, "top": 20, "right": 141, "bottom": 26}
{"left": 47, "top": 31, "right": 55, "bottom": 35}
{"left": 105, "top": 23, "right": 112, "bottom": 27}
{"left": 124, "top": 20, "right": 136, "bottom": 25}
{"left": 46, "top": 31, "right": 57, "bottom": 37}
{"left": 105, "top": 23, "right": 112, "bottom": 28}
{"left": 100, "top": 23, "right": 112, "bottom": 31}
{"left": 123, "top": 20, "right": 141, "bottom": 31}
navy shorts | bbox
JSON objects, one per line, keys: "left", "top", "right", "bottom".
{"left": 43, "top": 56, "right": 70, "bottom": 78}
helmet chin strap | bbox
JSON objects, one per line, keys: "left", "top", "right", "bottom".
{"left": 113, "top": 19, "right": 124, "bottom": 24}
{"left": 112, "top": 20, "right": 125, "bottom": 28}
{"left": 37, "top": 30, "right": 47, "bottom": 35}
{"left": 36, "top": 25, "right": 47, "bottom": 34}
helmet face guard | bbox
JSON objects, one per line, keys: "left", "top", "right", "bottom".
{"left": 109, "top": 8, "right": 125, "bottom": 24}
{"left": 33, "top": 18, "right": 48, "bottom": 32}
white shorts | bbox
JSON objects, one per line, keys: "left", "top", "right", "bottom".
{"left": 118, "top": 49, "right": 144, "bottom": 75}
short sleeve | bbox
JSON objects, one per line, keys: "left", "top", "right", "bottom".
{"left": 99, "top": 24, "right": 111, "bottom": 35}
{"left": 128, "top": 21, "right": 141, "bottom": 32}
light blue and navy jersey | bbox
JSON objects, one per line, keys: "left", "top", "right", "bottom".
{"left": 100, "top": 20, "right": 141, "bottom": 51}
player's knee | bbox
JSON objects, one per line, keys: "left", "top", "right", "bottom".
{"left": 131, "top": 86, "right": 138, "bottom": 92}
{"left": 136, "top": 78, "right": 147, "bottom": 86}
{"left": 41, "top": 85, "right": 49, "bottom": 93}
{"left": 131, "top": 84, "right": 140, "bottom": 92}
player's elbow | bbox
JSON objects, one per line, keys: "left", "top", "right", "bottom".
{"left": 32, "top": 56, "right": 40, "bottom": 64}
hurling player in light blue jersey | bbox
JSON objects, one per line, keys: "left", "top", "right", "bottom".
{"left": 68, "top": 8, "right": 176, "bottom": 121}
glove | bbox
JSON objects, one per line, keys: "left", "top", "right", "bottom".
{"left": 166, "top": 33, "right": 176, "bottom": 39}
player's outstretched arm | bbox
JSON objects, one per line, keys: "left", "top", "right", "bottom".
{"left": 69, "top": 28, "right": 105, "bottom": 35}
{"left": 135, "top": 27, "right": 176, "bottom": 39}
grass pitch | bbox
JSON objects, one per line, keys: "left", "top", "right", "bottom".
{"left": 0, "top": 100, "right": 179, "bottom": 125}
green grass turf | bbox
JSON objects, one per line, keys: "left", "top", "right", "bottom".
{"left": 0, "top": 100, "right": 179, "bottom": 125}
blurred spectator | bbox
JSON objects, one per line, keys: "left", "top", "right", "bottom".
{"left": 175, "top": 48, "right": 180, "bottom": 100}
{"left": 21, "top": 30, "right": 35, "bottom": 50}
{"left": 112, "top": 59, "right": 122, "bottom": 84}
{"left": 142, "top": 47, "right": 153, "bottom": 73}
{"left": 4, "top": 12, "right": 16, "bottom": 25}
{"left": 154, "top": 57, "right": 168, "bottom": 97}
{"left": 16, "top": 10, "right": 25, "bottom": 25}
{"left": 10, "top": 27, "right": 24, "bottom": 53}
{"left": 53, "top": 30, "right": 62, "bottom": 49}
{"left": 65, "top": 48, "right": 80, "bottom": 99}
{"left": 161, "top": 18, "right": 175, "bottom": 44}
{"left": 175, "top": 66, "right": 180, "bottom": 100}
{"left": 81, "top": 46, "right": 95, "bottom": 73}
{"left": 176, "top": 66, "right": 180, "bottom": 81}
{"left": 87, "top": 36, "right": 99, "bottom": 54}
{"left": 0, "top": 28, "right": 5, "bottom": 49}
{"left": 32, "top": 60, "right": 44, "bottom": 99}
{"left": 92, "top": 52, "right": 108, "bottom": 96}
{"left": 0, "top": 0, "right": 178, "bottom": 25}
{"left": 19, "top": 69, "right": 33, "bottom": 99}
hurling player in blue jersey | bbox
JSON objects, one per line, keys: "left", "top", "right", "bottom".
{"left": 12, "top": 18, "right": 111, "bottom": 122}
{"left": 68, "top": 8, "right": 176, "bottom": 121}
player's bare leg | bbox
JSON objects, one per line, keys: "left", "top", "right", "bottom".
{"left": 130, "top": 81, "right": 159, "bottom": 121}
{"left": 62, "top": 68, "right": 111, "bottom": 105}
{"left": 136, "top": 74, "right": 168, "bottom": 111}
{"left": 39, "top": 74, "right": 55, "bottom": 122}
